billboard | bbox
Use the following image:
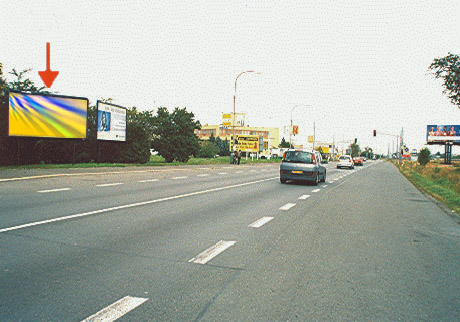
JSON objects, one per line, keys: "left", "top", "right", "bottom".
{"left": 222, "top": 113, "right": 232, "bottom": 126}
{"left": 8, "top": 91, "right": 88, "bottom": 139}
{"left": 426, "top": 125, "right": 460, "bottom": 145}
{"left": 234, "top": 135, "right": 259, "bottom": 152}
{"left": 97, "top": 101, "right": 127, "bottom": 141}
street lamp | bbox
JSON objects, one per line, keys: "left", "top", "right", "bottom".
{"left": 232, "top": 70, "right": 261, "bottom": 152}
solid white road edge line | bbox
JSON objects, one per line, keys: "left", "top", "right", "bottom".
{"left": 96, "top": 183, "right": 124, "bottom": 187}
{"left": 298, "top": 195, "right": 310, "bottom": 200}
{"left": 279, "top": 203, "right": 296, "bottom": 211}
{"left": 190, "top": 240, "right": 236, "bottom": 264}
{"left": 0, "top": 168, "right": 189, "bottom": 182}
{"left": 249, "top": 216, "right": 274, "bottom": 228}
{"left": 0, "top": 177, "right": 277, "bottom": 233}
{"left": 38, "top": 188, "right": 71, "bottom": 193}
{"left": 81, "top": 296, "right": 148, "bottom": 322}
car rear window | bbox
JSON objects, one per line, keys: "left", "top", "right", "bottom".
{"left": 339, "top": 156, "right": 349, "bottom": 160}
{"left": 283, "top": 151, "right": 313, "bottom": 164}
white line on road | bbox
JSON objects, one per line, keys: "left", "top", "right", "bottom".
{"left": 37, "top": 188, "right": 71, "bottom": 193}
{"left": 312, "top": 189, "right": 320, "bottom": 192}
{"left": 334, "top": 178, "right": 339, "bottom": 181}
{"left": 172, "top": 176, "right": 187, "bottom": 180}
{"left": 0, "top": 177, "right": 277, "bottom": 233}
{"left": 323, "top": 185, "right": 328, "bottom": 187}
{"left": 197, "top": 174, "right": 210, "bottom": 177}
{"left": 189, "top": 240, "right": 236, "bottom": 264}
{"left": 236, "top": 171, "right": 243, "bottom": 173}
{"left": 218, "top": 173, "right": 228, "bottom": 175}
{"left": 81, "top": 296, "right": 148, "bottom": 322}
{"left": 249, "top": 216, "right": 274, "bottom": 228}
{"left": 96, "top": 183, "right": 124, "bottom": 187}
{"left": 298, "top": 195, "right": 310, "bottom": 200}
{"left": 138, "top": 179, "right": 159, "bottom": 183}
{"left": 279, "top": 203, "right": 296, "bottom": 211}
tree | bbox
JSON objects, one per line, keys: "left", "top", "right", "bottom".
{"left": 429, "top": 53, "right": 460, "bottom": 107}
{"left": 279, "top": 137, "right": 292, "bottom": 148}
{"left": 197, "top": 141, "right": 219, "bottom": 158}
{"left": 350, "top": 143, "right": 360, "bottom": 157}
{"left": 151, "top": 107, "right": 201, "bottom": 163}
{"left": 418, "top": 147, "right": 431, "bottom": 166}
{"left": 214, "top": 136, "right": 230, "bottom": 156}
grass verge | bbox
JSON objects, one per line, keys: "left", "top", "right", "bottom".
{"left": 392, "top": 160, "right": 460, "bottom": 214}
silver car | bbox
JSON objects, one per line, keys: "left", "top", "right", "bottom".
{"left": 280, "top": 150, "right": 327, "bottom": 185}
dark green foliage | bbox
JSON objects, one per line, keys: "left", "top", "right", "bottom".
{"left": 350, "top": 143, "right": 360, "bottom": 157}
{"left": 279, "top": 137, "right": 292, "bottom": 148}
{"left": 418, "top": 147, "right": 431, "bottom": 166}
{"left": 429, "top": 53, "right": 460, "bottom": 107}
{"left": 151, "top": 107, "right": 201, "bottom": 163}
{"left": 214, "top": 137, "right": 230, "bottom": 156}
{"left": 197, "top": 141, "right": 219, "bottom": 158}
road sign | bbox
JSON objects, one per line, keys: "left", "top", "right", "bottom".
{"left": 234, "top": 135, "right": 259, "bottom": 152}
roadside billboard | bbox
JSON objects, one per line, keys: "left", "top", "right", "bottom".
{"left": 8, "top": 91, "right": 88, "bottom": 139}
{"left": 234, "top": 135, "right": 259, "bottom": 152}
{"left": 426, "top": 125, "right": 460, "bottom": 145}
{"left": 222, "top": 113, "right": 232, "bottom": 126}
{"left": 315, "top": 146, "right": 329, "bottom": 154}
{"left": 96, "top": 101, "right": 127, "bottom": 141}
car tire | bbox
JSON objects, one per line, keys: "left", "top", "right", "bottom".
{"left": 312, "top": 174, "right": 318, "bottom": 186}
{"left": 321, "top": 171, "right": 326, "bottom": 183}
{"left": 280, "top": 178, "right": 287, "bottom": 184}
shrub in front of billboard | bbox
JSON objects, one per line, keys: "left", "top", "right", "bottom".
{"left": 426, "top": 125, "right": 460, "bottom": 144}
{"left": 8, "top": 91, "right": 88, "bottom": 139}
{"left": 97, "top": 101, "right": 127, "bottom": 141}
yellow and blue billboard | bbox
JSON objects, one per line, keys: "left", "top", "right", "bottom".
{"left": 8, "top": 91, "right": 88, "bottom": 139}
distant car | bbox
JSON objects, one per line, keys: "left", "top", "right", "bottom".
{"left": 353, "top": 157, "right": 364, "bottom": 166}
{"left": 362, "top": 157, "right": 366, "bottom": 162}
{"left": 280, "top": 149, "right": 326, "bottom": 185}
{"left": 372, "top": 156, "right": 376, "bottom": 160}
{"left": 337, "top": 155, "right": 354, "bottom": 169}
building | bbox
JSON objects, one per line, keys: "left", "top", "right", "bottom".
{"left": 195, "top": 113, "right": 279, "bottom": 150}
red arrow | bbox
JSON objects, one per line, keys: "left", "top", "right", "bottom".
{"left": 38, "top": 42, "right": 59, "bottom": 88}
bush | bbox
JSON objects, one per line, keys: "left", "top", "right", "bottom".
{"left": 197, "top": 141, "right": 219, "bottom": 158}
{"left": 418, "top": 147, "right": 431, "bottom": 166}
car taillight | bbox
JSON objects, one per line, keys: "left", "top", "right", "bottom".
{"left": 312, "top": 154, "right": 316, "bottom": 164}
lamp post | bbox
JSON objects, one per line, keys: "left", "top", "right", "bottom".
{"left": 232, "top": 71, "right": 261, "bottom": 153}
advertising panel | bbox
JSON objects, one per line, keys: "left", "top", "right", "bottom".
{"left": 97, "top": 101, "right": 127, "bottom": 141}
{"left": 222, "top": 113, "right": 232, "bottom": 126}
{"left": 235, "top": 135, "right": 259, "bottom": 152}
{"left": 426, "top": 125, "right": 460, "bottom": 145}
{"left": 8, "top": 91, "right": 88, "bottom": 139}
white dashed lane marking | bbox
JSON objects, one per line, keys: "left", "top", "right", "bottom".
{"left": 249, "top": 216, "right": 274, "bottom": 228}
{"left": 172, "top": 176, "right": 188, "bottom": 180}
{"left": 96, "top": 183, "right": 123, "bottom": 187}
{"left": 138, "top": 179, "right": 159, "bottom": 183}
{"left": 279, "top": 203, "right": 296, "bottom": 211}
{"left": 38, "top": 188, "right": 71, "bottom": 193}
{"left": 197, "top": 174, "right": 210, "bottom": 177}
{"left": 312, "top": 189, "right": 320, "bottom": 193}
{"left": 298, "top": 195, "right": 310, "bottom": 200}
{"left": 189, "top": 240, "right": 236, "bottom": 264}
{"left": 81, "top": 296, "right": 148, "bottom": 322}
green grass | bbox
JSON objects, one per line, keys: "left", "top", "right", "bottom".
{"left": 0, "top": 156, "right": 281, "bottom": 170}
{"left": 393, "top": 161, "right": 460, "bottom": 214}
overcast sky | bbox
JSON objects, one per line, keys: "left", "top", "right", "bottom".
{"left": 1, "top": 0, "right": 459, "bottom": 154}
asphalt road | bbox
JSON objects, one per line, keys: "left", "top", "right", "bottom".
{"left": 1, "top": 161, "right": 459, "bottom": 321}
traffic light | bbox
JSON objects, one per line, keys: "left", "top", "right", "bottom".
{"left": 354, "top": 138, "right": 357, "bottom": 144}
{"left": 373, "top": 130, "right": 376, "bottom": 137}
